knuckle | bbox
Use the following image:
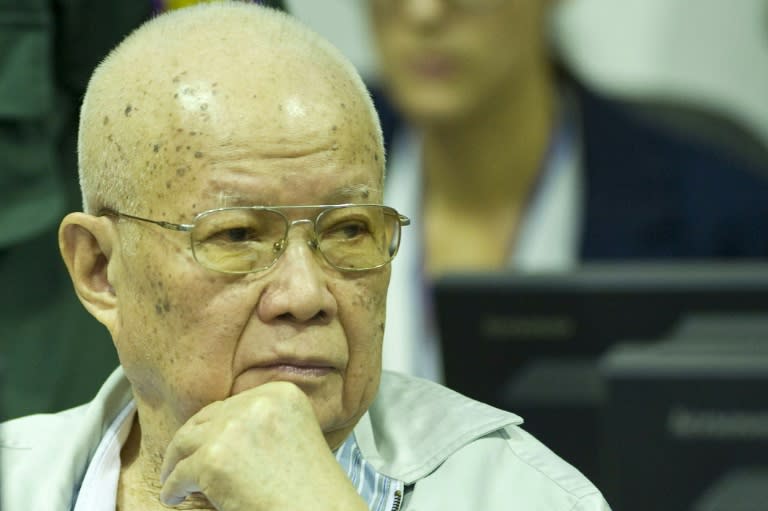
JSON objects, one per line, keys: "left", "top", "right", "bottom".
{"left": 200, "top": 441, "right": 228, "bottom": 475}
{"left": 244, "top": 381, "right": 313, "bottom": 428}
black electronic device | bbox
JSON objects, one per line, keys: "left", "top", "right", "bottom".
{"left": 693, "top": 468, "right": 768, "bottom": 511}
{"left": 600, "top": 340, "right": 768, "bottom": 511}
{"left": 433, "top": 262, "right": 768, "bottom": 485}
{"left": 434, "top": 262, "right": 768, "bottom": 406}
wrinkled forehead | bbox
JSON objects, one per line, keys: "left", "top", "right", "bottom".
{"left": 84, "top": 38, "right": 383, "bottom": 215}
{"left": 99, "top": 38, "right": 375, "bottom": 138}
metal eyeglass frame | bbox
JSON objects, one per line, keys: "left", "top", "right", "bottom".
{"left": 99, "top": 204, "right": 411, "bottom": 274}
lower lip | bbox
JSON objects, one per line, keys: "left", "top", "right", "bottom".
{"left": 262, "top": 364, "right": 334, "bottom": 378}
{"left": 232, "top": 365, "right": 336, "bottom": 395}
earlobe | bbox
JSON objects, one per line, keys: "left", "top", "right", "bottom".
{"left": 59, "top": 212, "right": 119, "bottom": 334}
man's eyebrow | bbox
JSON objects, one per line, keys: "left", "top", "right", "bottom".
{"left": 206, "top": 190, "right": 260, "bottom": 208}
{"left": 325, "top": 184, "right": 381, "bottom": 203}
{"left": 203, "top": 185, "right": 381, "bottom": 208}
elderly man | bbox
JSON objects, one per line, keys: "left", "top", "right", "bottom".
{"left": 0, "top": 3, "right": 609, "bottom": 510}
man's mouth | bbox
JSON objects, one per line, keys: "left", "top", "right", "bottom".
{"left": 231, "top": 361, "right": 339, "bottom": 395}
{"left": 258, "top": 363, "right": 335, "bottom": 377}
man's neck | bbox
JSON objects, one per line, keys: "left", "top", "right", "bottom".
{"left": 420, "top": 61, "right": 557, "bottom": 211}
{"left": 118, "top": 413, "right": 215, "bottom": 510}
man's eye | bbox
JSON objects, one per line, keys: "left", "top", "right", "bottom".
{"left": 207, "top": 227, "right": 258, "bottom": 243}
{"left": 223, "top": 227, "right": 250, "bottom": 242}
{"left": 329, "top": 221, "right": 370, "bottom": 239}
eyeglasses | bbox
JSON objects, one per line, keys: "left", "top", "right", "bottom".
{"left": 101, "top": 204, "right": 410, "bottom": 274}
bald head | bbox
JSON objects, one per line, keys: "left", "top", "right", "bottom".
{"left": 78, "top": 2, "right": 383, "bottom": 215}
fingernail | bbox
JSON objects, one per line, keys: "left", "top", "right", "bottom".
{"left": 160, "top": 494, "right": 183, "bottom": 506}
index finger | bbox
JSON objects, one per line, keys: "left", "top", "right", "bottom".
{"left": 159, "top": 455, "right": 201, "bottom": 506}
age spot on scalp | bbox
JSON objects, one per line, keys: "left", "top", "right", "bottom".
{"left": 154, "top": 298, "right": 172, "bottom": 316}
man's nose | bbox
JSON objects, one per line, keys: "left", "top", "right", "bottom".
{"left": 256, "top": 229, "right": 338, "bottom": 324}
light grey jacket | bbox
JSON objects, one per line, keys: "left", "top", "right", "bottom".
{"left": 1, "top": 368, "right": 610, "bottom": 510}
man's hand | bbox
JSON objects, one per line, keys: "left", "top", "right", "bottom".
{"left": 159, "top": 381, "right": 368, "bottom": 511}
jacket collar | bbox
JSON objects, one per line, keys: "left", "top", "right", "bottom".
{"left": 354, "top": 371, "right": 522, "bottom": 484}
{"left": 1, "top": 367, "right": 132, "bottom": 511}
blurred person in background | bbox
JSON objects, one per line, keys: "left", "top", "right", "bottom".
{"left": 367, "top": 0, "right": 768, "bottom": 381}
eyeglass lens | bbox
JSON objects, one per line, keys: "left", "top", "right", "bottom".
{"left": 190, "top": 205, "right": 400, "bottom": 273}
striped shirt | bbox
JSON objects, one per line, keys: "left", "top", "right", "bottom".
{"left": 335, "top": 434, "right": 404, "bottom": 511}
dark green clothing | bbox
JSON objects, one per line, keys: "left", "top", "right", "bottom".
{"left": 0, "top": 226, "right": 119, "bottom": 419}
{"left": 1, "top": 3, "right": 65, "bottom": 246}
{"left": 0, "top": 1, "right": 152, "bottom": 419}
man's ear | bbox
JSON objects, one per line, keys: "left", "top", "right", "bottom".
{"left": 59, "top": 212, "right": 119, "bottom": 335}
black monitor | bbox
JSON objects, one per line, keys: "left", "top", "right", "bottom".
{"left": 433, "top": 262, "right": 768, "bottom": 484}
{"left": 434, "top": 262, "right": 768, "bottom": 406}
{"left": 693, "top": 468, "right": 768, "bottom": 511}
{"left": 600, "top": 339, "right": 768, "bottom": 511}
